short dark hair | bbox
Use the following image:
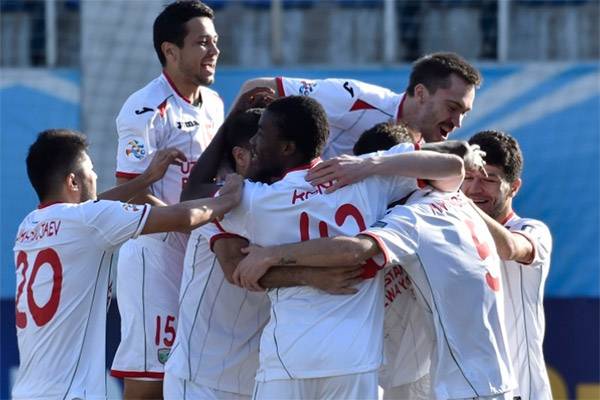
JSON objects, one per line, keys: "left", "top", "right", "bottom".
{"left": 353, "top": 122, "right": 413, "bottom": 155}
{"left": 406, "top": 52, "right": 482, "bottom": 96}
{"left": 224, "top": 108, "right": 263, "bottom": 169}
{"left": 153, "top": 1, "right": 214, "bottom": 66}
{"left": 266, "top": 96, "right": 329, "bottom": 161}
{"left": 26, "top": 129, "right": 89, "bottom": 201}
{"left": 468, "top": 130, "right": 523, "bottom": 183}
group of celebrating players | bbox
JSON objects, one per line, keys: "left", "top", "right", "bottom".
{"left": 12, "top": 1, "right": 553, "bottom": 400}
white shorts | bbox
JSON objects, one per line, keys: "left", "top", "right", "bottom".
{"left": 111, "top": 236, "right": 185, "bottom": 379}
{"left": 252, "top": 371, "right": 379, "bottom": 400}
{"left": 383, "top": 374, "right": 431, "bottom": 400}
{"left": 164, "top": 373, "right": 251, "bottom": 400}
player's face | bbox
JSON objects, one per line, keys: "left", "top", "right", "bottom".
{"left": 461, "top": 165, "right": 513, "bottom": 220}
{"left": 249, "top": 110, "right": 286, "bottom": 182}
{"left": 418, "top": 74, "right": 475, "bottom": 143}
{"left": 75, "top": 152, "right": 98, "bottom": 202}
{"left": 177, "top": 16, "right": 220, "bottom": 86}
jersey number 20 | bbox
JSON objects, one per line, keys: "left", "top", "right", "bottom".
{"left": 15, "top": 248, "right": 63, "bottom": 329}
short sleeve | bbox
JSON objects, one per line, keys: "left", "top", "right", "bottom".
{"left": 199, "top": 180, "right": 259, "bottom": 250}
{"left": 361, "top": 206, "right": 419, "bottom": 268}
{"left": 79, "top": 200, "right": 150, "bottom": 248}
{"left": 115, "top": 100, "right": 161, "bottom": 178}
{"left": 509, "top": 218, "right": 552, "bottom": 269}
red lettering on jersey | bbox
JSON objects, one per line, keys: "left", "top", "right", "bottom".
{"left": 292, "top": 189, "right": 306, "bottom": 205}
{"left": 486, "top": 272, "right": 501, "bottom": 292}
{"left": 17, "top": 220, "right": 62, "bottom": 243}
{"left": 15, "top": 251, "right": 28, "bottom": 329}
{"left": 291, "top": 182, "right": 333, "bottom": 204}
{"left": 180, "top": 160, "right": 197, "bottom": 175}
{"left": 300, "top": 212, "right": 309, "bottom": 241}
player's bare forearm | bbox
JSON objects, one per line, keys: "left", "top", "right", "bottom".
{"left": 371, "top": 151, "right": 464, "bottom": 181}
{"left": 469, "top": 202, "right": 534, "bottom": 263}
{"left": 260, "top": 265, "right": 364, "bottom": 295}
{"left": 103, "top": 148, "right": 186, "bottom": 202}
{"left": 113, "top": 177, "right": 167, "bottom": 206}
{"left": 141, "top": 174, "right": 243, "bottom": 234}
{"left": 214, "top": 237, "right": 250, "bottom": 284}
{"left": 180, "top": 124, "right": 229, "bottom": 201}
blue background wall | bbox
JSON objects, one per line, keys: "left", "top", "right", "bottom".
{"left": 1, "top": 65, "right": 598, "bottom": 398}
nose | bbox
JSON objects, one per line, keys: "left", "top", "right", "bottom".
{"left": 210, "top": 40, "right": 220, "bottom": 57}
{"left": 452, "top": 112, "right": 463, "bottom": 129}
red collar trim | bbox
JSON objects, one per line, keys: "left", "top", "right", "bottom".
{"left": 500, "top": 211, "right": 515, "bottom": 225}
{"left": 162, "top": 71, "right": 192, "bottom": 104}
{"left": 282, "top": 158, "right": 321, "bottom": 178}
{"left": 38, "top": 201, "right": 64, "bottom": 209}
{"left": 396, "top": 92, "right": 407, "bottom": 123}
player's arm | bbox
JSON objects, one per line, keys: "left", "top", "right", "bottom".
{"left": 212, "top": 237, "right": 250, "bottom": 284}
{"left": 469, "top": 203, "right": 535, "bottom": 264}
{"left": 307, "top": 150, "right": 465, "bottom": 193}
{"left": 99, "top": 148, "right": 186, "bottom": 202}
{"left": 234, "top": 78, "right": 279, "bottom": 108}
{"left": 234, "top": 236, "right": 380, "bottom": 291}
{"left": 141, "top": 174, "right": 243, "bottom": 234}
{"left": 259, "top": 265, "right": 364, "bottom": 295}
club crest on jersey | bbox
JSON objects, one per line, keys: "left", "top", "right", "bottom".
{"left": 122, "top": 203, "right": 141, "bottom": 212}
{"left": 125, "top": 139, "right": 146, "bottom": 160}
{"left": 157, "top": 348, "right": 170, "bottom": 364}
{"left": 298, "top": 80, "right": 317, "bottom": 96}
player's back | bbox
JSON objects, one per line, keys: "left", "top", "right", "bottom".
{"left": 216, "top": 156, "right": 418, "bottom": 381}
{"left": 12, "top": 201, "right": 148, "bottom": 399}
{"left": 397, "top": 190, "right": 514, "bottom": 399}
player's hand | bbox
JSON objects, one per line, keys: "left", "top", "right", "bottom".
{"left": 304, "top": 266, "right": 364, "bottom": 295}
{"left": 142, "top": 148, "right": 187, "bottom": 184}
{"left": 463, "top": 144, "right": 487, "bottom": 177}
{"left": 217, "top": 174, "right": 244, "bottom": 212}
{"left": 231, "top": 87, "right": 276, "bottom": 114}
{"left": 306, "top": 155, "right": 370, "bottom": 193}
{"left": 232, "top": 245, "right": 274, "bottom": 291}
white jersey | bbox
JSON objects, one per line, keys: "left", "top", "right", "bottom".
{"left": 276, "top": 77, "right": 404, "bottom": 159}
{"left": 207, "top": 143, "right": 420, "bottom": 381}
{"left": 364, "top": 190, "right": 515, "bottom": 400}
{"left": 116, "top": 72, "right": 223, "bottom": 205}
{"left": 12, "top": 200, "right": 149, "bottom": 400}
{"left": 165, "top": 223, "right": 270, "bottom": 396}
{"left": 501, "top": 213, "right": 552, "bottom": 400}
{"left": 380, "top": 264, "right": 433, "bottom": 389}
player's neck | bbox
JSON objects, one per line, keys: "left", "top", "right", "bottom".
{"left": 163, "top": 68, "right": 202, "bottom": 105}
{"left": 495, "top": 204, "right": 514, "bottom": 225}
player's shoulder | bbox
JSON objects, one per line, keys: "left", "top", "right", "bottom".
{"left": 118, "top": 76, "right": 172, "bottom": 122}
{"left": 507, "top": 215, "right": 551, "bottom": 239}
{"left": 200, "top": 85, "right": 223, "bottom": 103}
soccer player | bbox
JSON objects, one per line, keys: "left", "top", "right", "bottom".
{"left": 236, "top": 51, "right": 481, "bottom": 157}
{"left": 462, "top": 130, "right": 553, "bottom": 400}
{"left": 164, "top": 108, "right": 271, "bottom": 400}
{"left": 201, "top": 95, "right": 466, "bottom": 399}
{"left": 110, "top": 1, "right": 223, "bottom": 397}
{"left": 235, "top": 187, "right": 516, "bottom": 400}
{"left": 12, "top": 129, "right": 242, "bottom": 400}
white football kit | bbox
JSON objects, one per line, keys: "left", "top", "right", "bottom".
{"left": 276, "top": 77, "right": 405, "bottom": 159}
{"left": 12, "top": 200, "right": 149, "bottom": 400}
{"left": 364, "top": 190, "right": 515, "bottom": 400}
{"left": 501, "top": 213, "right": 553, "bottom": 400}
{"left": 111, "top": 72, "right": 223, "bottom": 379}
{"left": 165, "top": 223, "right": 270, "bottom": 398}
{"left": 209, "top": 143, "right": 420, "bottom": 399}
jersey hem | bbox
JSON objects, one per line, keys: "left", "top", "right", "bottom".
{"left": 110, "top": 369, "right": 164, "bottom": 379}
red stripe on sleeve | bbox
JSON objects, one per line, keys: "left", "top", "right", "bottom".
{"left": 275, "top": 77, "right": 285, "bottom": 97}
{"left": 116, "top": 171, "right": 142, "bottom": 179}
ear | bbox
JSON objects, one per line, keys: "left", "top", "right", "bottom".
{"left": 414, "top": 83, "right": 429, "bottom": 103}
{"left": 509, "top": 178, "right": 522, "bottom": 198}
{"left": 280, "top": 140, "right": 296, "bottom": 157}
{"left": 161, "top": 42, "right": 178, "bottom": 65}
{"left": 231, "top": 146, "right": 250, "bottom": 171}
{"left": 65, "top": 172, "right": 79, "bottom": 193}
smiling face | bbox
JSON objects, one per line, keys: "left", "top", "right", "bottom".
{"left": 249, "top": 110, "right": 288, "bottom": 182}
{"left": 175, "top": 16, "right": 219, "bottom": 86}
{"left": 461, "top": 164, "right": 520, "bottom": 221}
{"left": 417, "top": 73, "right": 475, "bottom": 143}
